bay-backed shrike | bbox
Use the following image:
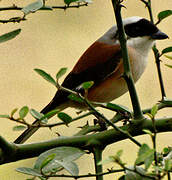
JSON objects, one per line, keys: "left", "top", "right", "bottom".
{"left": 14, "top": 16, "right": 168, "bottom": 144}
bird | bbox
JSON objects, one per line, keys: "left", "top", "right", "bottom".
{"left": 14, "top": 16, "right": 168, "bottom": 144}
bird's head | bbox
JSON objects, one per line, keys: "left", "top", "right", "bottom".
{"left": 123, "top": 16, "right": 168, "bottom": 40}
{"left": 99, "top": 16, "right": 168, "bottom": 46}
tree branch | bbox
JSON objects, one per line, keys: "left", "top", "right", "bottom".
{"left": 0, "top": 3, "right": 89, "bottom": 24}
{"left": 111, "top": 0, "right": 144, "bottom": 120}
{"left": 93, "top": 148, "right": 103, "bottom": 180}
{"left": 0, "top": 116, "right": 171, "bottom": 165}
{"left": 0, "top": 3, "right": 88, "bottom": 12}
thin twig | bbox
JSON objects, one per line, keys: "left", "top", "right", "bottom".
{"left": 140, "top": 0, "right": 167, "bottom": 100}
{"left": 0, "top": 3, "right": 88, "bottom": 11}
{"left": 0, "top": 3, "right": 88, "bottom": 23}
{"left": 152, "top": 116, "right": 158, "bottom": 168}
{"left": 0, "top": 17, "right": 26, "bottom": 24}
{"left": 9, "top": 111, "right": 93, "bottom": 128}
{"left": 119, "top": 164, "right": 156, "bottom": 180}
{"left": 42, "top": 169, "right": 124, "bottom": 179}
{"left": 167, "top": 172, "right": 171, "bottom": 180}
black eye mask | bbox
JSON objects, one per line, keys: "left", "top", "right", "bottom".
{"left": 124, "top": 19, "right": 159, "bottom": 38}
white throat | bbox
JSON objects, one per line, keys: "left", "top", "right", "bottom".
{"left": 127, "top": 36, "right": 155, "bottom": 56}
{"left": 126, "top": 36, "right": 155, "bottom": 82}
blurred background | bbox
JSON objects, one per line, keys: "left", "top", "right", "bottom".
{"left": 0, "top": 0, "right": 172, "bottom": 179}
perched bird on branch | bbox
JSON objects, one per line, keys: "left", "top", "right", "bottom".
{"left": 14, "top": 16, "right": 168, "bottom": 144}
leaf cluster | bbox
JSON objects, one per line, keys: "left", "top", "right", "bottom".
{"left": 16, "top": 147, "right": 85, "bottom": 178}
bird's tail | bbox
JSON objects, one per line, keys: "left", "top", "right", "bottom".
{"left": 14, "top": 90, "right": 69, "bottom": 144}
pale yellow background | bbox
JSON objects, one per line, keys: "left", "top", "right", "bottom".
{"left": 0, "top": 0, "right": 172, "bottom": 179}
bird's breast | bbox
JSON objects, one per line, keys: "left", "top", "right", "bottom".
{"left": 87, "top": 46, "right": 148, "bottom": 102}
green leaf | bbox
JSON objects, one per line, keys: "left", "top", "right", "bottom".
{"left": 135, "top": 144, "right": 154, "bottom": 165}
{"left": 135, "top": 149, "right": 154, "bottom": 165}
{"left": 40, "top": 154, "right": 56, "bottom": 169}
{"left": 106, "top": 103, "right": 131, "bottom": 113}
{"left": 98, "top": 156, "right": 115, "bottom": 165}
{"left": 57, "top": 160, "right": 79, "bottom": 176}
{"left": 11, "top": 108, "right": 18, "bottom": 117}
{"left": 16, "top": 167, "right": 42, "bottom": 177}
{"left": 0, "top": 114, "right": 10, "bottom": 119}
{"left": 164, "top": 159, "right": 172, "bottom": 171}
{"left": 22, "top": 0, "right": 44, "bottom": 15}
{"left": 95, "top": 102, "right": 131, "bottom": 114}
{"left": 34, "top": 146, "right": 85, "bottom": 174}
{"left": 40, "top": 109, "right": 59, "bottom": 121}
{"left": 137, "top": 144, "right": 150, "bottom": 157}
{"left": 143, "top": 129, "right": 153, "bottom": 137}
{"left": 30, "top": 109, "right": 43, "bottom": 120}
{"left": 116, "top": 149, "right": 123, "bottom": 157}
{"left": 76, "top": 0, "right": 92, "bottom": 3}
{"left": 125, "top": 166, "right": 152, "bottom": 180}
{"left": 34, "top": 69, "right": 57, "bottom": 87}
{"left": 164, "top": 55, "right": 172, "bottom": 60}
{"left": 158, "top": 10, "right": 172, "bottom": 22}
{"left": 13, "top": 125, "right": 26, "bottom": 131}
{"left": 125, "top": 171, "right": 142, "bottom": 180}
{"left": 58, "top": 112, "right": 72, "bottom": 125}
{"left": 56, "top": 68, "right": 67, "bottom": 80}
{"left": 162, "top": 47, "right": 172, "bottom": 55}
{"left": 152, "top": 165, "right": 163, "bottom": 172}
{"left": 68, "top": 94, "right": 84, "bottom": 103}
{"left": 19, "top": 106, "right": 29, "bottom": 119}
{"left": 151, "top": 104, "right": 158, "bottom": 117}
{"left": 145, "top": 113, "right": 153, "bottom": 119}
{"left": 81, "top": 81, "right": 94, "bottom": 90}
{"left": 165, "top": 64, "right": 172, "bottom": 68}
{"left": 163, "top": 147, "right": 170, "bottom": 154}
{"left": 0, "top": 29, "right": 21, "bottom": 43}
{"left": 144, "top": 153, "right": 154, "bottom": 170}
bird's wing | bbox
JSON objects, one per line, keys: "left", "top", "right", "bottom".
{"left": 63, "top": 41, "right": 122, "bottom": 89}
{"left": 13, "top": 42, "right": 122, "bottom": 144}
{"left": 44, "top": 42, "right": 122, "bottom": 109}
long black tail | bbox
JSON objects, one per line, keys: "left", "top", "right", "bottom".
{"left": 14, "top": 90, "right": 69, "bottom": 144}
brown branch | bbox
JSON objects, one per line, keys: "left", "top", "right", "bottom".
{"left": 0, "top": 3, "right": 88, "bottom": 12}
{"left": 0, "top": 3, "right": 89, "bottom": 24}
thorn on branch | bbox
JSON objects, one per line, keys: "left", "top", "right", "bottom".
{"left": 0, "top": 17, "right": 26, "bottom": 24}
{"left": 0, "top": 2, "right": 89, "bottom": 23}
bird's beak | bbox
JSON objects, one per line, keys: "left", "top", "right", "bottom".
{"left": 151, "top": 30, "right": 169, "bottom": 40}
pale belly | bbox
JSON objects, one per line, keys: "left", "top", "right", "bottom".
{"left": 87, "top": 49, "right": 148, "bottom": 103}
{"left": 87, "top": 76, "right": 128, "bottom": 102}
